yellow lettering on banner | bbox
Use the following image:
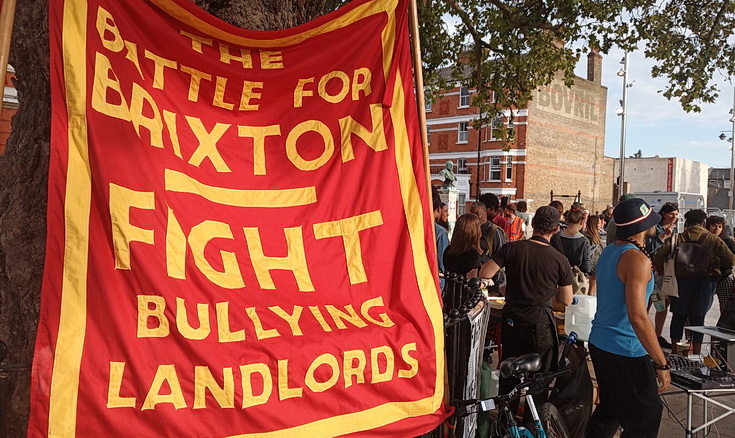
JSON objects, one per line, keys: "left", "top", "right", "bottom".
{"left": 142, "top": 365, "right": 187, "bottom": 410}
{"left": 304, "top": 353, "right": 340, "bottom": 393}
{"left": 109, "top": 183, "right": 154, "bottom": 270}
{"left": 325, "top": 305, "right": 367, "bottom": 330}
{"left": 189, "top": 221, "right": 245, "bottom": 289}
{"left": 277, "top": 360, "right": 303, "bottom": 400}
{"left": 360, "top": 296, "right": 395, "bottom": 327}
{"left": 370, "top": 346, "right": 395, "bottom": 384}
{"left": 144, "top": 50, "right": 177, "bottom": 90}
{"left": 313, "top": 210, "right": 384, "bottom": 284}
{"left": 259, "top": 50, "right": 284, "bottom": 69}
{"left": 194, "top": 366, "right": 235, "bottom": 409}
{"left": 295, "top": 69, "right": 372, "bottom": 107}
{"left": 246, "top": 307, "right": 281, "bottom": 340}
{"left": 107, "top": 362, "right": 136, "bottom": 408}
{"left": 92, "top": 52, "right": 131, "bottom": 121}
{"left": 165, "top": 207, "right": 186, "bottom": 280}
{"left": 351, "top": 67, "right": 372, "bottom": 100}
{"left": 176, "top": 297, "right": 210, "bottom": 340}
{"left": 164, "top": 169, "right": 317, "bottom": 208}
{"left": 318, "top": 71, "right": 350, "bottom": 104}
{"left": 95, "top": 6, "right": 123, "bottom": 52}
{"left": 130, "top": 83, "right": 164, "bottom": 148}
{"left": 185, "top": 116, "right": 232, "bottom": 172}
{"left": 216, "top": 302, "right": 245, "bottom": 342}
{"left": 343, "top": 350, "right": 367, "bottom": 388}
{"left": 339, "top": 104, "right": 387, "bottom": 162}
{"left": 180, "top": 65, "right": 212, "bottom": 102}
{"left": 124, "top": 41, "right": 144, "bottom": 79}
{"left": 240, "top": 363, "right": 273, "bottom": 408}
{"left": 243, "top": 226, "right": 314, "bottom": 292}
{"left": 308, "top": 306, "right": 333, "bottom": 332}
{"left": 180, "top": 30, "right": 213, "bottom": 53}
{"left": 237, "top": 125, "right": 280, "bottom": 175}
{"left": 398, "top": 343, "right": 419, "bottom": 378}
{"left": 137, "top": 295, "right": 169, "bottom": 338}
{"left": 285, "top": 120, "right": 334, "bottom": 171}
{"left": 213, "top": 77, "right": 235, "bottom": 110}
{"left": 293, "top": 77, "right": 314, "bottom": 108}
{"left": 268, "top": 306, "right": 304, "bottom": 336}
{"left": 162, "top": 111, "right": 183, "bottom": 158}
{"left": 238, "top": 81, "right": 264, "bottom": 111}
{"left": 219, "top": 43, "right": 253, "bottom": 68}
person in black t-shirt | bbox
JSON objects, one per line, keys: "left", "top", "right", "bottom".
{"left": 480, "top": 206, "right": 574, "bottom": 411}
{"left": 443, "top": 213, "right": 483, "bottom": 277}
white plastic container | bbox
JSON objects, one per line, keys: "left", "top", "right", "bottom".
{"left": 564, "top": 295, "right": 597, "bottom": 341}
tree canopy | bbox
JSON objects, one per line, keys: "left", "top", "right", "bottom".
{"left": 416, "top": 0, "right": 735, "bottom": 118}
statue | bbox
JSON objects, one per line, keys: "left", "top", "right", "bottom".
{"left": 439, "top": 160, "right": 457, "bottom": 188}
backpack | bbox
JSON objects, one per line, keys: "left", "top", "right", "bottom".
{"left": 588, "top": 243, "right": 602, "bottom": 270}
{"left": 674, "top": 238, "right": 711, "bottom": 280}
{"left": 480, "top": 221, "right": 505, "bottom": 257}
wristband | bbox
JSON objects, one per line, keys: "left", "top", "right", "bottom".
{"left": 652, "top": 361, "right": 671, "bottom": 371}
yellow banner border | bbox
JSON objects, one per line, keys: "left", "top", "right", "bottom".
{"left": 48, "top": 0, "right": 444, "bottom": 436}
{"left": 148, "top": 0, "right": 394, "bottom": 48}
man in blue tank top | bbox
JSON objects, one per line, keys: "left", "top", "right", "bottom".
{"left": 587, "top": 198, "right": 670, "bottom": 438}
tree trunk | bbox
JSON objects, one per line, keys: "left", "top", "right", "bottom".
{"left": 0, "top": 1, "right": 326, "bottom": 435}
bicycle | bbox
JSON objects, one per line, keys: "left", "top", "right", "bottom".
{"left": 460, "top": 353, "right": 572, "bottom": 438}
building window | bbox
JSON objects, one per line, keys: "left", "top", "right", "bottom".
{"left": 459, "top": 87, "right": 470, "bottom": 108}
{"left": 490, "top": 157, "right": 501, "bottom": 181}
{"left": 506, "top": 156, "right": 513, "bottom": 181}
{"left": 491, "top": 116, "right": 503, "bottom": 140}
{"left": 458, "top": 158, "right": 467, "bottom": 173}
{"left": 425, "top": 100, "right": 432, "bottom": 112}
{"left": 458, "top": 122, "right": 469, "bottom": 143}
{"left": 427, "top": 125, "right": 431, "bottom": 146}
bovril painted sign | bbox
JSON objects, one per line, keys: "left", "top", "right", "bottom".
{"left": 535, "top": 81, "right": 602, "bottom": 125}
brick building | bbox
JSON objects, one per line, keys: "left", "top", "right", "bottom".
{"left": 426, "top": 53, "right": 615, "bottom": 214}
{"left": 1, "top": 65, "right": 18, "bottom": 155}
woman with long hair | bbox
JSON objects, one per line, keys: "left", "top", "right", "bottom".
{"left": 583, "top": 214, "right": 604, "bottom": 295}
{"left": 552, "top": 208, "right": 592, "bottom": 274}
{"left": 645, "top": 202, "right": 679, "bottom": 350}
{"left": 443, "top": 213, "right": 483, "bottom": 277}
{"left": 706, "top": 215, "right": 735, "bottom": 311}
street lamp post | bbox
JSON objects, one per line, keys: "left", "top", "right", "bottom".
{"left": 617, "top": 53, "right": 631, "bottom": 196}
{"left": 718, "top": 89, "right": 735, "bottom": 210}
{"left": 730, "top": 89, "right": 735, "bottom": 210}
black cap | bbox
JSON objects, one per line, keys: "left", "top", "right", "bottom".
{"left": 533, "top": 205, "right": 561, "bottom": 230}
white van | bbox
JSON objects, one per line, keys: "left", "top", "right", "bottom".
{"left": 632, "top": 192, "right": 705, "bottom": 230}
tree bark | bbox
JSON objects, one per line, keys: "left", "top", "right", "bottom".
{"left": 0, "top": 1, "right": 326, "bottom": 436}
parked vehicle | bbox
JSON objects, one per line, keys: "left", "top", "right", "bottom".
{"left": 632, "top": 191, "right": 705, "bottom": 230}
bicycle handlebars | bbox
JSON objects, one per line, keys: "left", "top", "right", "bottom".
{"left": 458, "top": 366, "right": 572, "bottom": 415}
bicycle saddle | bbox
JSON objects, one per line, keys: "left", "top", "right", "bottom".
{"left": 499, "top": 353, "right": 542, "bottom": 378}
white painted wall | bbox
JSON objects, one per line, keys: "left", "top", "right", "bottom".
{"left": 613, "top": 157, "right": 709, "bottom": 198}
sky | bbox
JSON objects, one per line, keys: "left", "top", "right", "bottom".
{"left": 584, "top": 47, "right": 735, "bottom": 170}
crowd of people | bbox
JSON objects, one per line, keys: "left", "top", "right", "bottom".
{"left": 432, "top": 189, "right": 735, "bottom": 437}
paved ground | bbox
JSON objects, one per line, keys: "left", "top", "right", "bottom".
{"left": 615, "top": 300, "right": 735, "bottom": 437}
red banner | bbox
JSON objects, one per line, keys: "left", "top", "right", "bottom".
{"left": 30, "top": 0, "right": 445, "bottom": 436}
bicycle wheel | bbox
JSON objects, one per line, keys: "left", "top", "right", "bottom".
{"left": 539, "top": 403, "right": 571, "bottom": 438}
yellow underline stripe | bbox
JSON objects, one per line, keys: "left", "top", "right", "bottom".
{"left": 164, "top": 169, "right": 317, "bottom": 207}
